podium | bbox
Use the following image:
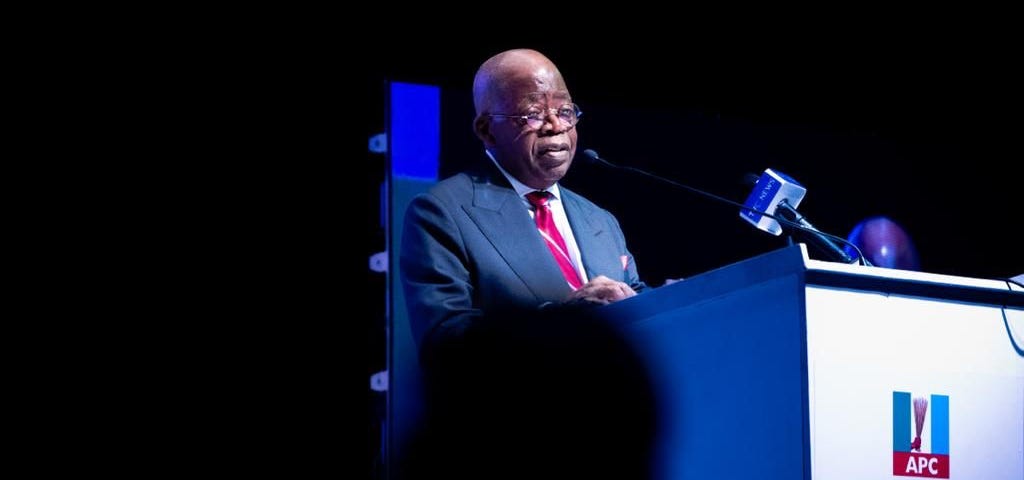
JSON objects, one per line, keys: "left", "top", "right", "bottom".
{"left": 597, "top": 244, "right": 1024, "bottom": 480}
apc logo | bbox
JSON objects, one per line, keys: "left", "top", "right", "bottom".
{"left": 893, "top": 391, "right": 949, "bottom": 478}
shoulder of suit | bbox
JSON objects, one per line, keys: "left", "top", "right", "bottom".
{"left": 416, "top": 173, "right": 468, "bottom": 203}
{"left": 429, "top": 171, "right": 472, "bottom": 191}
{"left": 422, "top": 171, "right": 511, "bottom": 203}
{"left": 559, "top": 186, "right": 606, "bottom": 213}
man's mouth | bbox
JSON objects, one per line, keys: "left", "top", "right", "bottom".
{"left": 537, "top": 144, "right": 570, "bottom": 160}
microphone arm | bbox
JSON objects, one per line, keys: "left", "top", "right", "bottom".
{"left": 582, "top": 149, "right": 745, "bottom": 215}
{"left": 581, "top": 149, "right": 869, "bottom": 266}
{"left": 775, "top": 200, "right": 860, "bottom": 265}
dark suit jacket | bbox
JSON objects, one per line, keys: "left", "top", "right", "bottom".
{"left": 401, "top": 159, "right": 645, "bottom": 360}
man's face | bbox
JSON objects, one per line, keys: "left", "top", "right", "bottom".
{"left": 482, "top": 67, "right": 578, "bottom": 190}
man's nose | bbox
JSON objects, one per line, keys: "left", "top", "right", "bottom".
{"left": 539, "top": 111, "right": 571, "bottom": 135}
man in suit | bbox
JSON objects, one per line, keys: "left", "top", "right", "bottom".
{"left": 398, "top": 49, "right": 655, "bottom": 477}
{"left": 401, "top": 48, "right": 647, "bottom": 363}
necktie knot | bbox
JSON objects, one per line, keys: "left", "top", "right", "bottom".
{"left": 526, "top": 191, "right": 551, "bottom": 208}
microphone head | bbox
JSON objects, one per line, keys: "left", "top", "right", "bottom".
{"left": 739, "top": 168, "right": 807, "bottom": 236}
{"left": 741, "top": 173, "right": 760, "bottom": 188}
{"left": 581, "top": 149, "right": 618, "bottom": 168}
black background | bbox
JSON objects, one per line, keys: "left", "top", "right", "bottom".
{"left": 367, "top": 38, "right": 1022, "bottom": 283}
{"left": 365, "top": 34, "right": 1022, "bottom": 478}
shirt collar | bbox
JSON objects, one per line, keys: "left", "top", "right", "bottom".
{"left": 485, "top": 149, "right": 562, "bottom": 201}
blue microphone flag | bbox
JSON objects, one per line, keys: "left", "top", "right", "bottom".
{"left": 740, "top": 169, "right": 807, "bottom": 236}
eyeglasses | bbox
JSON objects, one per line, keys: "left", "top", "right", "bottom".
{"left": 487, "top": 103, "right": 583, "bottom": 131}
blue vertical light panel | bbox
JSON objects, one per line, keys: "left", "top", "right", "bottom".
{"left": 386, "top": 81, "right": 440, "bottom": 478}
{"left": 390, "top": 82, "right": 440, "bottom": 181}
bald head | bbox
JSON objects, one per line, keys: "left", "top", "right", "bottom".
{"left": 473, "top": 49, "right": 568, "bottom": 116}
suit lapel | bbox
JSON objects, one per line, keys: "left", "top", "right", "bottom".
{"left": 464, "top": 171, "right": 571, "bottom": 301}
{"left": 562, "top": 189, "right": 620, "bottom": 280}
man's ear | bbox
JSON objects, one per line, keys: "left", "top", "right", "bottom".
{"left": 473, "top": 115, "right": 496, "bottom": 146}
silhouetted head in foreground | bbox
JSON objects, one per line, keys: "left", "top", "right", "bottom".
{"left": 401, "top": 304, "right": 658, "bottom": 479}
{"left": 846, "top": 216, "right": 920, "bottom": 270}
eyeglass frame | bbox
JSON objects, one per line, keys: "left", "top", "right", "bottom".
{"left": 485, "top": 103, "right": 583, "bottom": 131}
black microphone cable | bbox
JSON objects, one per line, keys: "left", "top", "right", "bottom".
{"left": 581, "top": 148, "right": 870, "bottom": 266}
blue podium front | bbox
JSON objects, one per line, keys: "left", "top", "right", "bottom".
{"left": 599, "top": 244, "right": 1024, "bottom": 480}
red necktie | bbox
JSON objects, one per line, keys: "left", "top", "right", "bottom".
{"left": 526, "top": 191, "right": 583, "bottom": 290}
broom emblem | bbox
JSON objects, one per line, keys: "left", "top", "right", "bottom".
{"left": 910, "top": 396, "right": 928, "bottom": 451}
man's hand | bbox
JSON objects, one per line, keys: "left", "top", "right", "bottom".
{"left": 566, "top": 275, "right": 637, "bottom": 305}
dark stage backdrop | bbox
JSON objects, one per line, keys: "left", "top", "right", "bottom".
{"left": 371, "top": 41, "right": 1021, "bottom": 283}
{"left": 366, "top": 39, "right": 1023, "bottom": 478}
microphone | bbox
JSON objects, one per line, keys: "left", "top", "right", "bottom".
{"left": 582, "top": 149, "right": 868, "bottom": 265}
{"left": 582, "top": 149, "right": 614, "bottom": 168}
{"left": 740, "top": 170, "right": 860, "bottom": 264}
{"left": 739, "top": 168, "right": 807, "bottom": 236}
{"left": 738, "top": 170, "right": 856, "bottom": 263}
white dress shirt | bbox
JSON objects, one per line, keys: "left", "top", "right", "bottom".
{"left": 486, "top": 150, "right": 589, "bottom": 284}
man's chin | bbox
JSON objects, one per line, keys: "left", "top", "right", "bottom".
{"left": 546, "top": 159, "right": 572, "bottom": 174}
{"left": 538, "top": 155, "right": 571, "bottom": 172}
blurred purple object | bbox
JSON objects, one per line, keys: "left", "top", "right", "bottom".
{"left": 845, "top": 216, "right": 921, "bottom": 271}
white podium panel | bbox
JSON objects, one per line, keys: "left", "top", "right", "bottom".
{"left": 807, "top": 287, "right": 1024, "bottom": 479}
